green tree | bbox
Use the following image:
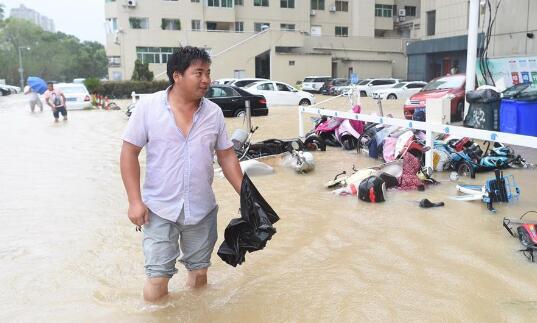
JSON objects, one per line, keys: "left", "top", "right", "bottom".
{"left": 0, "top": 3, "right": 5, "bottom": 21}
{"left": 0, "top": 18, "right": 108, "bottom": 85}
{"left": 131, "top": 59, "right": 154, "bottom": 81}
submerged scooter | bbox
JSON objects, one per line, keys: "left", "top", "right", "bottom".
{"left": 334, "top": 105, "right": 364, "bottom": 150}
{"left": 503, "top": 211, "right": 537, "bottom": 262}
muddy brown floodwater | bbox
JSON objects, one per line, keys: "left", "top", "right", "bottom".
{"left": 1, "top": 93, "right": 537, "bottom": 322}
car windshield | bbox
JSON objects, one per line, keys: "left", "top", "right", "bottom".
{"left": 423, "top": 75, "right": 465, "bottom": 91}
{"left": 244, "top": 82, "right": 259, "bottom": 88}
{"left": 303, "top": 78, "right": 315, "bottom": 83}
{"left": 357, "top": 80, "right": 370, "bottom": 85}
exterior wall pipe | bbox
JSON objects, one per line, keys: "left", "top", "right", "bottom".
{"left": 465, "top": 0, "right": 480, "bottom": 117}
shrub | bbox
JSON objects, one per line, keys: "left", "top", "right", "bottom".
{"left": 98, "top": 80, "right": 169, "bottom": 99}
{"left": 84, "top": 78, "right": 102, "bottom": 94}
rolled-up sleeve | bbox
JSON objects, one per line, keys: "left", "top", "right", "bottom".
{"left": 121, "top": 101, "right": 148, "bottom": 148}
{"left": 215, "top": 111, "right": 233, "bottom": 151}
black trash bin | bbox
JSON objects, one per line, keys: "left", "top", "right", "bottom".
{"left": 464, "top": 89, "right": 501, "bottom": 131}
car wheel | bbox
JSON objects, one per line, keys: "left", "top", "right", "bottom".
{"left": 341, "top": 136, "right": 357, "bottom": 150}
{"left": 387, "top": 94, "right": 397, "bottom": 100}
{"left": 457, "top": 161, "right": 476, "bottom": 179}
{"left": 456, "top": 101, "right": 464, "bottom": 121}
{"left": 235, "top": 110, "right": 246, "bottom": 118}
{"left": 299, "top": 99, "right": 311, "bottom": 106}
{"left": 360, "top": 91, "right": 367, "bottom": 97}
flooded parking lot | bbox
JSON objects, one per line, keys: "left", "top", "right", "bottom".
{"left": 2, "top": 94, "right": 537, "bottom": 322}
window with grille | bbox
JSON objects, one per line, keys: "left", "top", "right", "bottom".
{"left": 254, "top": 0, "right": 269, "bottom": 7}
{"left": 136, "top": 47, "right": 179, "bottom": 64}
{"left": 280, "top": 23, "right": 295, "bottom": 31}
{"left": 335, "top": 26, "right": 348, "bottom": 37}
{"left": 311, "top": 0, "right": 324, "bottom": 10}
{"left": 405, "top": 6, "right": 416, "bottom": 16}
{"left": 129, "top": 17, "right": 149, "bottom": 29}
{"left": 335, "top": 1, "right": 348, "bottom": 12}
{"left": 235, "top": 21, "right": 244, "bottom": 32}
{"left": 280, "top": 0, "right": 294, "bottom": 8}
{"left": 161, "top": 19, "right": 181, "bottom": 30}
{"left": 254, "top": 22, "right": 270, "bottom": 32}
{"left": 375, "top": 4, "right": 393, "bottom": 17}
{"left": 192, "top": 19, "right": 201, "bottom": 31}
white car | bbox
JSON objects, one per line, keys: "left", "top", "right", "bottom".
{"left": 228, "top": 78, "right": 267, "bottom": 88}
{"left": 54, "top": 83, "right": 92, "bottom": 110}
{"left": 212, "top": 78, "right": 236, "bottom": 85}
{"left": 245, "top": 80, "right": 315, "bottom": 107}
{"left": 371, "top": 81, "right": 427, "bottom": 100}
{"left": 301, "top": 76, "right": 331, "bottom": 93}
{"left": 354, "top": 78, "right": 401, "bottom": 97}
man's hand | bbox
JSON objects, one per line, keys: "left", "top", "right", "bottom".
{"left": 128, "top": 200, "right": 149, "bottom": 226}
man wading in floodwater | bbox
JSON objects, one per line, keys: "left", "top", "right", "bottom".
{"left": 120, "top": 46, "right": 243, "bottom": 302}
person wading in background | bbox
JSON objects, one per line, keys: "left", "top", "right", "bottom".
{"left": 43, "top": 82, "right": 67, "bottom": 122}
{"left": 120, "top": 46, "right": 243, "bottom": 302}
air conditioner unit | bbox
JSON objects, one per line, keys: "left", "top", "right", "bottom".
{"left": 126, "top": 0, "right": 137, "bottom": 8}
{"left": 398, "top": 8, "right": 406, "bottom": 16}
{"left": 310, "top": 10, "right": 316, "bottom": 16}
{"left": 329, "top": 5, "right": 336, "bottom": 12}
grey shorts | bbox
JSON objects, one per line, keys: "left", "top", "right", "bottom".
{"left": 143, "top": 206, "right": 218, "bottom": 278}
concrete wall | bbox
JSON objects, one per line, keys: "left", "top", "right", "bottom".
{"left": 488, "top": 0, "right": 537, "bottom": 57}
{"left": 272, "top": 53, "right": 332, "bottom": 86}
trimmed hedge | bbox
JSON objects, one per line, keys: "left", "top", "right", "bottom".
{"left": 89, "top": 80, "right": 170, "bottom": 99}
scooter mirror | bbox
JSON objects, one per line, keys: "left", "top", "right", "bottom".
{"left": 291, "top": 141, "right": 300, "bottom": 151}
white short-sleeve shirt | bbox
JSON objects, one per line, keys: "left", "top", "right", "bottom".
{"left": 122, "top": 87, "right": 233, "bottom": 225}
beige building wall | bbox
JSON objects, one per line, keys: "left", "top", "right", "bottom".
{"left": 272, "top": 53, "right": 332, "bottom": 85}
{"left": 420, "top": 0, "right": 469, "bottom": 39}
{"left": 105, "top": 0, "right": 411, "bottom": 82}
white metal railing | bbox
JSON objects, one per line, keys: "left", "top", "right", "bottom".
{"left": 298, "top": 102, "right": 537, "bottom": 170}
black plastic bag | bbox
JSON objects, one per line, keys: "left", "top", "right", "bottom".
{"left": 217, "top": 173, "right": 279, "bottom": 267}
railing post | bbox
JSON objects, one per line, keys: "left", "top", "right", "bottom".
{"left": 131, "top": 91, "right": 136, "bottom": 104}
{"left": 298, "top": 106, "right": 305, "bottom": 137}
{"left": 425, "top": 127, "right": 434, "bottom": 170}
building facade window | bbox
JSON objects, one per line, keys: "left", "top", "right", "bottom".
{"left": 280, "top": 23, "right": 295, "bottom": 31}
{"left": 129, "top": 17, "right": 149, "bottom": 29}
{"left": 426, "top": 10, "right": 436, "bottom": 35}
{"left": 405, "top": 6, "right": 416, "bottom": 16}
{"left": 254, "top": 22, "right": 270, "bottom": 32}
{"left": 234, "top": 0, "right": 243, "bottom": 5}
{"left": 335, "top": 26, "right": 348, "bottom": 37}
{"left": 254, "top": 0, "right": 269, "bottom": 7}
{"left": 136, "top": 47, "right": 179, "bottom": 64}
{"left": 161, "top": 19, "right": 181, "bottom": 30}
{"left": 335, "top": 1, "right": 348, "bottom": 12}
{"left": 375, "top": 4, "right": 393, "bottom": 17}
{"left": 192, "top": 19, "right": 201, "bottom": 31}
{"left": 208, "top": 0, "right": 219, "bottom": 6}
{"left": 191, "top": 0, "right": 200, "bottom": 2}
{"left": 280, "top": 0, "right": 294, "bottom": 8}
{"left": 311, "top": 0, "right": 324, "bottom": 10}
{"left": 289, "top": 60, "right": 295, "bottom": 66}
{"left": 107, "top": 56, "right": 121, "bottom": 67}
{"left": 235, "top": 21, "right": 244, "bottom": 32}
{"left": 106, "top": 18, "right": 118, "bottom": 33}
{"left": 221, "top": 0, "right": 232, "bottom": 7}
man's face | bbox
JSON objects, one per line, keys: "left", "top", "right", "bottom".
{"left": 47, "top": 84, "right": 53, "bottom": 91}
{"left": 173, "top": 59, "right": 211, "bottom": 99}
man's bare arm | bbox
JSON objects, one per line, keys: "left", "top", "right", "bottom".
{"left": 120, "top": 141, "right": 149, "bottom": 226}
{"left": 216, "top": 148, "right": 243, "bottom": 194}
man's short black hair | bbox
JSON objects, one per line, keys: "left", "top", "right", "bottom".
{"left": 47, "top": 81, "right": 53, "bottom": 85}
{"left": 167, "top": 46, "right": 211, "bottom": 84}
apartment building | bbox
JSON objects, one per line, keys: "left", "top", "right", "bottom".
{"left": 104, "top": 0, "right": 419, "bottom": 84}
{"left": 9, "top": 5, "right": 55, "bottom": 32}
{"left": 407, "top": 0, "right": 537, "bottom": 81}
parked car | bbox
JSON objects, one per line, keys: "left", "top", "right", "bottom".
{"left": 354, "top": 78, "right": 401, "bottom": 97}
{"left": 245, "top": 80, "right": 315, "bottom": 107}
{"left": 205, "top": 85, "right": 268, "bottom": 117}
{"left": 212, "top": 78, "right": 236, "bottom": 85}
{"left": 228, "top": 78, "right": 267, "bottom": 88}
{"left": 403, "top": 74, "right": 466, "bottom": 121}
{"left": 54, "top": 83, "right": 92, "bottom": 110}
{"left": 0, "top": 84, "right": 11, "bottom": 96}
{"left": 302, "top": 76, "right": 331, "bottom": 93}
{"left": 320, "top": 78, "right": 350, "bottom": 95}
{"left": 371, "top": 81, "right": 427, "bottom": 100}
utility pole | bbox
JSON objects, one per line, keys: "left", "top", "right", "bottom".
{"left": 18, "top": 46, "right": 30, "bottom": 89}
{"left": 464, "top": 0, "right": 480, "bottom": 117}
